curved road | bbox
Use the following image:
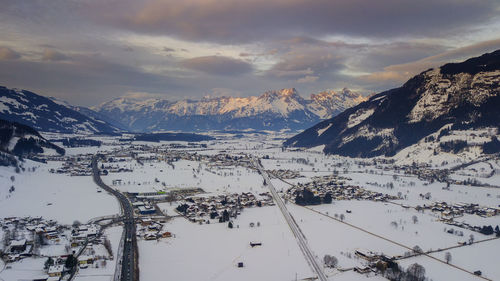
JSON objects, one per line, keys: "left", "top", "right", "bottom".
{"left": 92, "top": 156, "right": 138, "bottom": 281}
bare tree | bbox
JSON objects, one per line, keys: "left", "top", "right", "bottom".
{"left": 72, "top": 220, "right": 81, "bottom": 228}
{"left": 412, "top": 215, "right": 418, "bottom": 224}
{"left": 412, "top": 245, "right": 423, "bottom": 254}
{"left": 340, "top": 214, "right": 345, "bottom": 221}
{"left": 104, "top": 238, "right": 113, "bottom": 256}
{"left": 323, "top": 255, "right": 338, "bottom": 268}
{"left": 407, "top": 263, "right": 426, "bottom": 281}
{"left": 445, "top": 252, "right": 452, "bottom": 264}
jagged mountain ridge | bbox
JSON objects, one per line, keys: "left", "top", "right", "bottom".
{"left": 0, "top": 86, "right": 121, "bottom": 134}
{"left": 94, "top": 88, "right": 367, "bottom": 132}
{"left": 284, "top": 49, "right": 500, "bottom": 158}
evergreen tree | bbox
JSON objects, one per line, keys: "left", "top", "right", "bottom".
{"left": 323, "top": 193, "right": 332, "bottom": 204}
{"left": 44, "top": 257, "right": 54, "bottom": 270}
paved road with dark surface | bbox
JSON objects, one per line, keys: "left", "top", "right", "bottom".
{"left": 92, "top": 156, "right": 138, "bottom": 281}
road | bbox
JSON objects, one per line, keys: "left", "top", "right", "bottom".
{"left": 253, "top": 158, "right": 329, "bottom": 281}
{"left": 92, "top": 156, "right": 138, "bottom": 281}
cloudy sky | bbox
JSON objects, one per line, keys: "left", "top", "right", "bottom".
{"left": 1, "top": 0, "right": 500, "bottom": 106}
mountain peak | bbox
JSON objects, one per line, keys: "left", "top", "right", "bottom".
{"left": 94, "top": 87, "right": 366, "bottom": 132}
{"left": 285, "top": 49, "right": 500, "bottom": 158}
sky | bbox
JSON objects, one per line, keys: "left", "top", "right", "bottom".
{"left": 0, "top": 0, "right": 500, "bottom": 106}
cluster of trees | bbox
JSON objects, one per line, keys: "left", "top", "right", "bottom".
{"left": 295, "top": 188, "right": 332, "bottom": 206}
{"left": 323, "top": 255, "right": 338, "bottom": 268}
{"left": 176, "top": 204, "right": 189, "bottom": 214}
{"left": 218, "top": 210, "right": 230, "bottom": 223}
{"left": 133, "top": 132, "right": 214, "bottom": 142}
{"left": 382, "top": 262, "right": 427, "bottom": 281}
{"left": 61, "top": 138, "right": 102, "bottom": 147}
{"left": 65, "top": 253, "right": 78, "bottom": 270}
{"left": 482, "top": 137, "right": 500, "bottom": 154}
{"left": 44, "top": 257, "right": 54, "bottom": 269}
{"left": 439, "top": 140, "right": 468, "bottom": 153}
{"left": 479, "top": 225, "right": 500, "bottom": 236}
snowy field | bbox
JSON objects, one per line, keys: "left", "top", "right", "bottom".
{"left": 102, "top": 159, "right": 264, "bottom": 195}
{"left": 0, "top": 161, "right": 119, "bottom": 225}
{"left": 1, "top": 134, "right": 500, "bottom": 281}
{"left": 139, "top": 206, "right": 313, "bottom": 281}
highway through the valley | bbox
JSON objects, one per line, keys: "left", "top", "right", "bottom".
{"left": 253, "top": 158, "right": 329, "bottom": 281}
{"left": 92, "top": 156, "right": 138, "bottom": 281}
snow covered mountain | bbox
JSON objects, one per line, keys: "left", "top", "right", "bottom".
{"left": 0, "top": 86, "right": 121, "bottom": 134}
{"left": 0, "top": 118, "right": 64, "bottom": 157}
{"left": 284, "top": 50, "right": 500, "bottom": 158}
{"left": 94, "top": 88, "right": 367, "bottom": 132}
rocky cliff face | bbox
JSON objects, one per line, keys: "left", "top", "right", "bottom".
{"left": 285, "top": 50, "right": 500, "bottom": 158}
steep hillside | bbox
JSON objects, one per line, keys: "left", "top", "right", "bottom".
{"left": 285, "top": 50, "right": 500, "bottom": 158}
{"left": 0, "top": 118, "right": 65, "bottom": 157}
{"left": 0, "top": 86, "right": 121, "bottom": 134}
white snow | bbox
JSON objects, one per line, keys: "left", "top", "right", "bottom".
{"left": 347, "top": 108, "right": 374, "bottom": 128}
{"left": 0, "top": 161, "right": 120, "bottom": 225}
{"left": 317, "top": 123, "right": 332, "bottom": 136}
{"left": 139, "top": 206, "right": 314, "bottom": 281}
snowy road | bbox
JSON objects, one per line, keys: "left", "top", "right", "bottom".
{"left": 254, "top": 158, "right": 329, "bottom": 281}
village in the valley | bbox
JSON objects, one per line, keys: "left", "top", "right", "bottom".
{"left": 1, "top": 133, "right": 500, "bottom": 281}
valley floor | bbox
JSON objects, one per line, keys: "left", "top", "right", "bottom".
{"left": 1, "top": 132, "right": 499, "bottom": 281}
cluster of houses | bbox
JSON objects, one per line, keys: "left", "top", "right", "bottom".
{"left": 352, "top": 249, "right": 398, "bottom": 275}
{"left": 49, "top": 155, "right": 94, "bottom": 176}
{"left": 268, "top": 169, "right": 301, "bottom": 179}
{"left": 70, "top": 224, "right": 100, "bottom": 247}
{"left": 284, "top": 175, "right": 399, "bottom": 203}
{"left": 177, "top": 192, "right": 274, "bottom": 223}
{"left": 398, "top": 164, "right": 449, "bottom": 183}
{"left": 1, "top": 216, "right": 64, "bottom": 262}
{"left": 132, "top": 201, "right": 158, "bottom": 215}
{"left": 138, "top": 218, "right": 172, "bottom": 240}
{"left": 416, "top": 201, "right": 500, "bottom": 218}
{"left": 1, "top": 217, "right": 114, "bottom": 280}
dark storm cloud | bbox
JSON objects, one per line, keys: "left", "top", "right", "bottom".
{"left": 1, "top": 0, "right": 499, "bottom": 106}
{"left": 0, "top": 54, "right": 186, "bottom": 106}
{"left": 102, "top": 0, "right": 500, "bottom": 43}
{"left": 263, "top": 38, "right": 353, "bottom": 82}
{"left": 359, "top": 38, "right": 500, "bottom": 87}
{"left": 180, "top": 56, "right": 253, "bottom": 76}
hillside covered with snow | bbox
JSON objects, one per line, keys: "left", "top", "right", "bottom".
{"left": 94, "top": 88, "right": 367, "bottom": 132}
{"left": 0, "top": 86, "right": 121, "bottom": 134}
{"left": 0, "top": 118, "right": 64, "bottom": 158}
{"left": 285, "top": 50, "right": 500, "bottom": 158}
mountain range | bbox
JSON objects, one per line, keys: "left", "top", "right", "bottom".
{"left": 93, "top": 88, "right": 367, "bottom": 132}
{"left": 285, "top": 49, "right": 500, "bottom": 158}
{"left": 0, "top": 86, "right": 121, "bottom": 134}
{"left": 0, "top": 86, "right": 367, "bottom": 134}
